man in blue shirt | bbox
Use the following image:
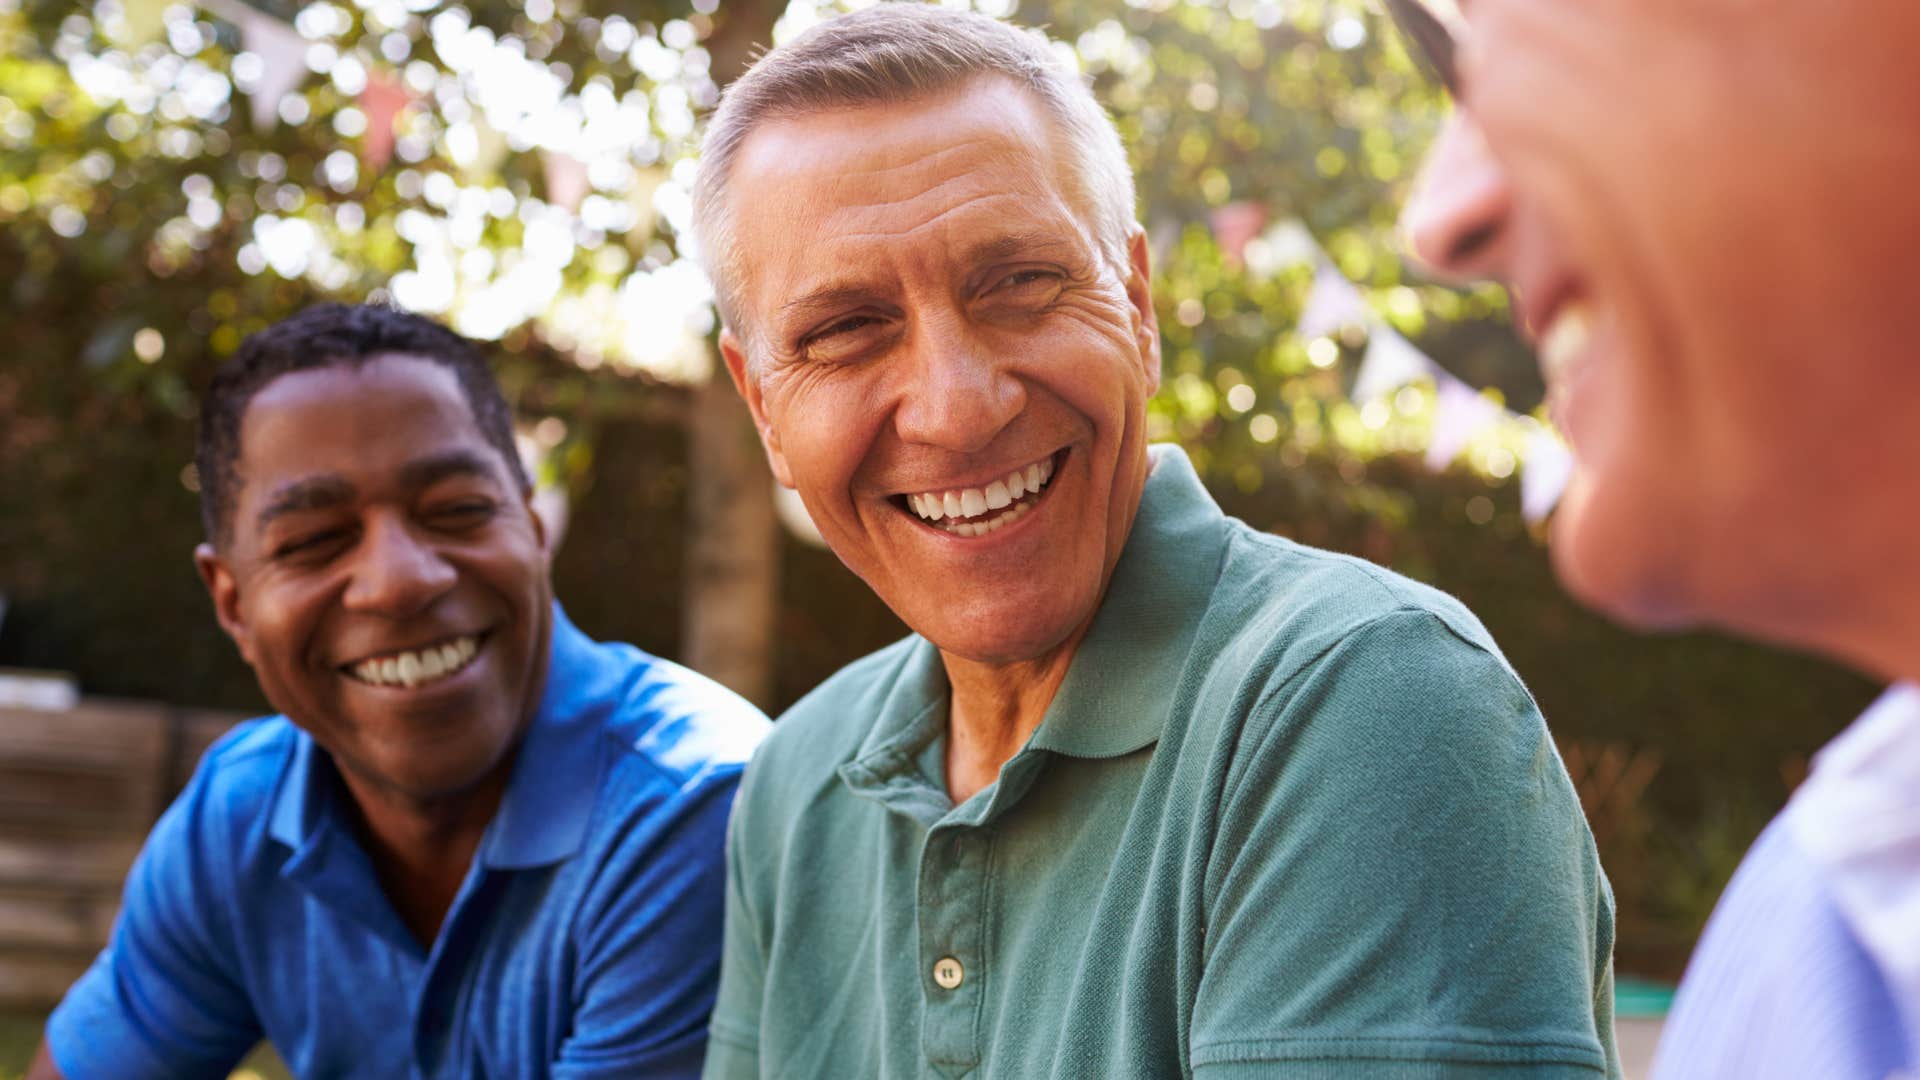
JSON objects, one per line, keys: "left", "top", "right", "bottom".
{"left": 1386, "top": 0, "right": 1920, "bottom": 1075}
{"left": 27, "top": 303, "right": 769, "bottom": 1079}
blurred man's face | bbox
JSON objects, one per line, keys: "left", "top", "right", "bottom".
{"left": 197, "top": 355, "right": 552, "bottom": 807}
{"left": 717, "top": 77, "right": 1161, "bottom": 666}
{"left": 1401, "top": 0, "right": 1920, "bottom": 647}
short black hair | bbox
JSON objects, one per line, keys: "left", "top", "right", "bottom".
{"left": 196, "top": 302, "right": 530, "bottom": 547}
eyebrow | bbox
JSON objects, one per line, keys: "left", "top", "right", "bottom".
{"left": 252, "top": 450, "right": 502, "bottom": 532}
{"left": 774, "top": 230, "right": 1084, "bottom": 331}
{"left": 398, "top": 449, "right": 502, "bottom": 492}
{"left": 254, "top": 475, "right": 356, "bottom": 532}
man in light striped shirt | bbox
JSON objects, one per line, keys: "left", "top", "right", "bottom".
{"left": 1378, "top": 0, "right": 1920, "bottom": 1075}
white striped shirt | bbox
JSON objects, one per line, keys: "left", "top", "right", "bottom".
{"left": 1654, "top": 684, "right": 1920, "bottom": 1079}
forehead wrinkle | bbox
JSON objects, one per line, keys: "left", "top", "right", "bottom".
{"left": 841, "top": 134, "right": 1008, "bottom": 181}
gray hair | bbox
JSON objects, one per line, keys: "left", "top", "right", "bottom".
{"left": 690, "top": 3, "right": 1138, "bottom": 361}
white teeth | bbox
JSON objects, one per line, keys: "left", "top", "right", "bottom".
{"left": 905, "top": 455, "right": 1059, "bottom": 529}
{"left": 1538, "top": 302, "right": 1593, "bottom": 389}
{"left": 348, "top": 635, "right": 482, "bottom": 689}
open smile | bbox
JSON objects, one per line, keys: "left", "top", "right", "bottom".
{"left": 892, "top": 449, "right": 1065, "bottom": 538}
{"left": 339, "top": 631, "right": 490, "bottom": 690}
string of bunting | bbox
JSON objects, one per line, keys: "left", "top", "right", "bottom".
{"left": 1228, "top": 208, "right": 1574, "bottom": 523}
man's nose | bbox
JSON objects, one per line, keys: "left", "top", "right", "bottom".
{"left": 891, "top": 317, "right": 1026, "bottom": 453}
{"left": 1400, "top": 112, "right": 1513, "bottom": 284}
{"left": 342, "top": 515, "right": 457, "bottom": 616}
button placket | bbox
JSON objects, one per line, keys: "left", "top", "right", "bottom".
{"left": 917, "top": 825, "right": 988, "bottom": 1071}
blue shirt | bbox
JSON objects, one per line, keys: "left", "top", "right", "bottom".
{"left": 48, "top": 604, "right": 770, "bottom": 1080}
{"left": 1654, "top": 684, "right": 1920, "bottom": 1078}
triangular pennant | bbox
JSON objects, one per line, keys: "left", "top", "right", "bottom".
{"left": 1296, "top": 262, "right": 1368, "bottom": 341}
{"left": 1208, "top": 201, "right": 1268, "bottom": 267}
{"left": 542, "top": 150, "right": 591, "bottom": 214}
{"left": 459, "top": 117, "right": 510, "bottom": 180}
{"left": 122, "top": 0, "right": 170, "bottom": 47}
{"left": 1352, "top": 325, "right": 1434, "bottom": 404}
{"left": 228, "top": 6, "right": 307, "bottom": 130}
{"left": 1244, "top": 217, "right": 1321, "bottom": 278}
{"left": 358, "top": 71, "right": 412, "bottom": 173}
{"left": 1424, "top": 371, "right": 1502, "bottom": 471}
{"left": 1521, "top": 428, "right": 1575, "bottom": 523}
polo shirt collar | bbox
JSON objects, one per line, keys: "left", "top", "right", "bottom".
{"left": 840, "top": 444, "right": 1229, "bottom": 813}
{"left": 268, "top": 601, "right": 609, "bottom": 871}
{"left": 1027, "top": 445, "right": 1228, "bottom": 759}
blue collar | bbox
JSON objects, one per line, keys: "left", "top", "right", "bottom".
{"left": 268, "top": 602, "right": 611, "bottom": 872}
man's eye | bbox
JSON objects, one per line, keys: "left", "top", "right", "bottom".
{"left": 987, "top": 268, "right": 1064, "bottom": 305}
{"left": 432, "top": 501, "right": 497, "bottom": 526}
{"left": 275, "top": 530, "right": 347, "bottom": 560}
{"left": 801, "top": 314, "right": 889, "bottom": 363}
{"left": 998, "top": 269, "right": 1060, "bottom": 290}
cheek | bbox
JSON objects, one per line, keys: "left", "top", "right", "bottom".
{"left": 765, "top": 378, "right": 883, "bottom": 506}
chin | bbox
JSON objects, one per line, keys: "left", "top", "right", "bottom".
{"left": 923, "top": 611, "right": 1088, "bottom": 668}
{"left": 1548, "top": 473, "right": 1701, "bottom": 633}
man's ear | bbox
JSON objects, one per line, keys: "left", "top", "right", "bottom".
{"left": 719, "top": 327, "right": 795, "bottom": 488}
{"left": 194, "top": 542, "right": 256, "bottom": 668}
{"left": 524, "top": 489, "right": 554, "bottom": 557}
{"left": 1124, "top": 228, "right": 1163, "bottom": 394}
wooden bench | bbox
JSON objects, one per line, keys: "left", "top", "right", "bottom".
{"left": 0, "top": 701, "right": 248, "bottom": 1009}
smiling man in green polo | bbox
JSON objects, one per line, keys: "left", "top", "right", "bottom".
{"left": 688, "top": 6, "right": 1619, "bottom": 1078}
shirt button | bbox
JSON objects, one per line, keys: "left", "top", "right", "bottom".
{"left": 932, "top": 955, "right": 964, "bottom": 990}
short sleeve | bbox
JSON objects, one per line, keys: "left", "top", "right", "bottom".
{"left": 1190, "top": 610, "right": 1618, "bottom": 1078}
{"left": 554, "top": 772, "right": 741, "bottom": 1080}
{"left": 45, "top": 758, "right": 261, "bottom": 1079}
{"left": 699, "top": 763, "right": 768, "bottom": 1080}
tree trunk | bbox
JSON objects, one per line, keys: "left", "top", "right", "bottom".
{"left": 681, "top": 373, "right": 778, "bottom": 708}
{"left": 680, "top": 0, "right": 784, "bottom": 709}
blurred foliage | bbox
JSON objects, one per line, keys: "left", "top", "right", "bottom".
{"left": 0, "top": 0, "right": 1879, "bottom": 975}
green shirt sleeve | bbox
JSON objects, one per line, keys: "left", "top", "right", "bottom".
{"left": 701, "top": 782, "right": 765, "bottom": 1080}
{"left": 1190, "top": 609, "right": 1620, "bottom": 1078}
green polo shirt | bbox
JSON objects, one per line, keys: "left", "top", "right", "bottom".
{"left": 705, "top": 446, "right": 1619, "bottom": 1079}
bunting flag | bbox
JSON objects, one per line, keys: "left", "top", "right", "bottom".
{"left": 1424, "top": 372, "right": 1503, "bottom": 471}
{"left": 1296, "top": 262, "right": 1368, "bottom": 341}
{"left": 1208, "top": 201, "right": 1268, "bottom": 267}
{"left": 196, "top": 0, "right": 308, "bottom": 129}
{"left": 358, "top": 71, "right": 413, "bottom": 173}
{"left": 1351, "top": 326, "right": 1434, "bottom": 404}
{"left": 774, "top": 483, "right": 828, "bottom": 549}
{"left": 1521, "top": 428, "right": 1576, "bottom": 523}
{"left": 541, "top": 151, "right": 591, "bottom": 214}
{"left": 1243, "top": 217, "right": 1321, "bottom": 278}
{"left": 122, "top": 0, "right": 171, "bottom": 47}
{"left": 460, "top": 119, "right": 511, "bottom": 180}
{"left": 243, "top": 16, "right": 308, "bottom": 129}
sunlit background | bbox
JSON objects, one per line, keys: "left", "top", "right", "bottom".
{"left": 0, "top": 0, "right": 1881, "bottom": 1074}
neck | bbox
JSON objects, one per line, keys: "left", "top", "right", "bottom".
{"left": 940, "top": 621, "right": 1092, "bottom": 805}
{"left": 336, "top": 754, "right": 517, "bottom": 946}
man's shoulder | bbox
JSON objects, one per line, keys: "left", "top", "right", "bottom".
{"left": 1194, "top": 524, "right": 1513, "bottom": 703}
{"left": 740, "top": 637, "right": 924, "bottom": 805}
{"left": 178, "top": 715, "right": 301, "bottom": 823}
{"left": 582, "top": 638, "right": 772, "bottom": 789}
